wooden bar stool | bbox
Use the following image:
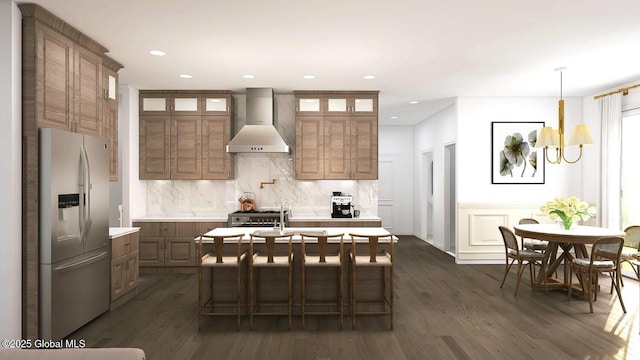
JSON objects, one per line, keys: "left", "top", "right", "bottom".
{"left": 348, "top": 233, "right": 394, "bottom": 330}
{"left": 197, "top": 233, "right": 247, "bottom": 331}
{"left": 249, "top": 233, "right": 294, "bottom": 330}
{"left": 300, "top": 233, "right": 344, "bottom": 330}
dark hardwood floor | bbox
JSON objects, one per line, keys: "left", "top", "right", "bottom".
{"left": 71, "top": 236, "right": 639, "bottom": 360}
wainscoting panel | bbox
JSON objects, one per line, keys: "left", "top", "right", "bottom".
{"left": 469, "top": 214, "right": 508, "bottom": 246}
{"left": 457, "top": 203, "right": 548, "bottom": 264}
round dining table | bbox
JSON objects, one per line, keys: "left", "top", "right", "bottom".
{"left": 513, "top": 224, "right": 625, "bottom": 299}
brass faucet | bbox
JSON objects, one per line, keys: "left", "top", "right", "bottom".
{"left": 259, "top": 179, "right": 276, "bottom": 189}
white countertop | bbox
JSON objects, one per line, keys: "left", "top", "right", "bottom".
{"left": 132, "top": 217, "right": 227, "bottom": 222}
{"left": 290, "top": 215, "right": 381, "bottom": 221}
{"left": 109, "top": 227, "right": 140, "bottom": 239}
{"left": 197, "top": 227, "right": 397, "bottom": 243}
{"left": 133, "top": 215, "right": 380, "bottom": 222}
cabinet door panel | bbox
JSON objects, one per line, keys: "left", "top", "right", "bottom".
{"left": 324, "top": 117, "right": 351, "bottom": 179}
{"left": 125, "top": 252, "right": 139, "bottom": 290}
{"left": 74, "top": 47, "right": 102, "bottom": 136}
{"left": 171, "top": 115, "right": 202, "bottom": 179}
{"left": 164, "top": 237, "right": 196, "bottom": 266}
{"left": 202, "top": 116, "right": 232, "bottom": 179}
{"left": 139, "top": 237, "right": 164, "bottom": 266}
{"left": 139, "top": 115, "right": 170, "bottom": 179}
{"left": 351, "top": 116, "right": 378, "bottom": 179}
{"left": 111, "top": 256, "right": 126, "bottom": 300}
{"left": 295, "top": 115, "right": 324, "bottom": 179}
{"left": 37, "top": 26, "right": 73, "bottom": 130}
{"left": 103, "top": 67, "right": 119, "bottom": 181}
{"left": 140, "top": 94, "right": 169, "bottom": 115}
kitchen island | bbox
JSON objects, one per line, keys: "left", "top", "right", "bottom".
{"left": 196, "top": 227, "right": 396, "bottom": 318}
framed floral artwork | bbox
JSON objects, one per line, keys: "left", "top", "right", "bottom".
{"left": 491, "top": 121, "right": 545, "bottom": 184}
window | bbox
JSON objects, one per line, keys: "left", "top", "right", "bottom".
{"left": 621, "top": 109, "right": 640, "bottom": 229}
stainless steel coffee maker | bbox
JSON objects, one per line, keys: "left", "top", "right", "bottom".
{"left": 331, "top": 192, "right": 353, "bottom": 218}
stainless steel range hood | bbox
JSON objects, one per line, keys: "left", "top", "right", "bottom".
{"left": 226, "top": 88, "right": 290, "bottom": 153}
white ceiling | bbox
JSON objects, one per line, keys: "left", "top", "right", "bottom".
{"left": 22, "top": 0, "right": 640, "bottom": 125}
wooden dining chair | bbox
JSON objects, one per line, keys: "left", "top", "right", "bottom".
{"left": 518, "top": 218, "right": 548, "bottom": 252}
{"left": 619, "top": 225, "right": 640, "bottom": 282}
{"left": 348, "top": 233, "right": 394, "bottom": 330}
{"left": 498, "top": 226, "right": 545, "bottom": 296}
{"left": 300, "top": 232, "right": 344, "bottom": 330}
{"left": 568, "top": 236, "right": 626, "bottom": 313}
{"left": 248, "top": 233, "right": 294, "bottom": 330}
{"left": 197, "top": 233, "right": 247, "bottom": 331}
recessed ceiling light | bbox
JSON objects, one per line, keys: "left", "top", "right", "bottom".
{"left": 363, "top": 75, "right": 376, "bottom": 80}
{"left": 149, "top": 50, "right": 166, "bottom": 56}
{"left": 390, "top": 116, "right": 398, "bottom": 119}
{"left": 179, "top": 74, "right": 192, "bottom": 79}
{"left": 409, "top": 100, "right": 420, "bottom": 104}
{"left": 303, "top": 75, "right": 316, "bottom": 79}
{"left": 242, "top": 74, "right": 255, "bottom": 79}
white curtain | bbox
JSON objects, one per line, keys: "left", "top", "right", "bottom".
{"left": 598, "top": 93, "right": 622, "bottom": 228}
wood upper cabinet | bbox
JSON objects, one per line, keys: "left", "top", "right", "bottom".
{"left": 35, "top": 24, "right": 74, "bottom": 131}
{"left": 324, "top": 116, "right": 351, "bottom": 179}
{"left": 102, "top": 55, "right": 123, "bottom": 182}
{"left": 351, "top": 116, "right": 378, "bottom": 179}
{"left": 34, "top": 23, "right": 110, "bottom": 136}
{"left": 73, "top": 46, "right": 102, "bottom": 136}
{"left": 294, "top": 91, "right": 378, "bottom": 180}
{"left": 139, "top": 115, "right": 171, "bottom": 179}
{"left": 325, "top": 95, "right": 377, "bottom": 116}
{"left": 295, "top": 115, "right": 324, "bottom": 179}
{"left": 202, "top": 115, "right": 233, "bottom": 179}
{"left": 138, "top": 91, "right": 234, "bottom": 180}
{"left": 171, "top": 115, "right": 202, "bottom": 179}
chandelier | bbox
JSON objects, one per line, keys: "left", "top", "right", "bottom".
{"left": 536, "top": 67, "right": 594, "bottom": 164}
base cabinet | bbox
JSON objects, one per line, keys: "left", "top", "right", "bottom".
{"left": 289, "top": 220, "right": 382, "bottom": 228}
{"left": 110, "top": 231, "right": 139, "bottom": 310}
{"left": 134, "top": 221, "right": 225, "bottom": 273}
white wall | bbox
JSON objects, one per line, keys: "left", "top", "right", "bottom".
{"left": 414, "top": 104, "right": 457, "bottom": 251}
{"left": 0, "top": 0, "right": 22, "bottom": 338}
{"left": 456, "top": 96, "right": 585, "bottom": 203}
{"left": 455, "top": 96, "right": 585, "bottom": 263}
{"left": 121, "top": 85, "right": 145, "bottom": 225}
{"left": 379, "top": 126, "right": 415, "bottom": 234}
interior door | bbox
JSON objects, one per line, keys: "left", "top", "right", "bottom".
{"left": 378, "top": 155, "right": 402, "bottom": 233}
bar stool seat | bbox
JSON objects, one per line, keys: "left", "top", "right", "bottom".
{"left": 197, "top": 233, "right": 247, "bottom": 331}
{"left": 300, "top": 233, "right": 344, "bottom": 330}
{"left": 348, "top": 233, "right": 394, "bottom": 330}
{"left": 249, "top": 233, "right": 294, "bottom": 330}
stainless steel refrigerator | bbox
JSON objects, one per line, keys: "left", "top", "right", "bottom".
{"left": 39, "top": 128, "right": 110, "bottom": 340}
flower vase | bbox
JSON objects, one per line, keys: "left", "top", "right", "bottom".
{"left": 558, "top": 219, "right": 576, "bottom": 230}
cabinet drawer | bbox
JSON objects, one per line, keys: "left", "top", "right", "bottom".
{"left": 112, "top": 235, "right": 131, "bottom": 259}
{"left": 175, "top": 222, "right": 198, "bottom": 237}
{"left": 135, "top": 222, "right": 176, "bottom": 237}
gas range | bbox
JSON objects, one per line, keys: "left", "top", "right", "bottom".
{"left": 227, "top": 210, "right": 289, "bottom": 227}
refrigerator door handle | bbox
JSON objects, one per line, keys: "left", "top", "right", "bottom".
{"left": 53, "top": 251, "right": 108, "bottom": 272}
{"left": 79, "top": 145, "right": 92, "bottom": 239}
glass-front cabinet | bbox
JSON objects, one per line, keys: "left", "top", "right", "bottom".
{"left": 297, "top": 97, "right": 322, "bottom": 113}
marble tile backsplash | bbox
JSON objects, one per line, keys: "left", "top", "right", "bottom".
{"left": 145, "top": 93, "right": 378, "bottom": 218}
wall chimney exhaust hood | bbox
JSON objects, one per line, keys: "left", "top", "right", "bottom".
{"left": 226, "top": 88, "right": 290, "bottom": 153}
